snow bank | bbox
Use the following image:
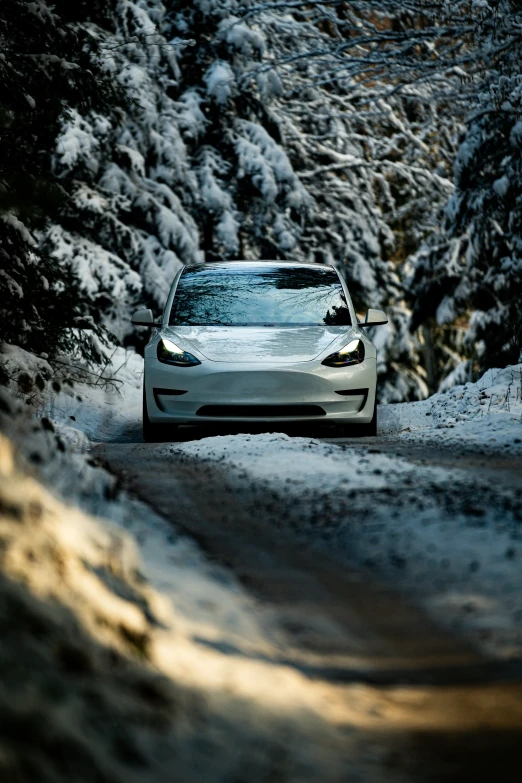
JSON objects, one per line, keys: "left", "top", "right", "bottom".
{"left": 1, "top": 343, "right": 143, "bottom": 445}
{"left": 379, "top": 364, "right": 522, "bottom": 452}
{"left": 44, "top": 347, "right": 144, "bottom": 444}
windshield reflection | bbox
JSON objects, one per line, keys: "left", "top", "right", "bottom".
{"left": 170, "top": 265, "right": 351, "bottom": 327}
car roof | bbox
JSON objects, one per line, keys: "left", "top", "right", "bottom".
{"left": 183, "top": 260, "right": 335, "bottom": 271}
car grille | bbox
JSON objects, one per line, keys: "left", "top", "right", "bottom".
{"left": 196, "top": 405, "right": 326, "bottom": 418}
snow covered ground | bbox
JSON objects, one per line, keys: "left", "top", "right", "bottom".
{"left": 1, "top": 343, "right": 143, "bottom": 447}
{"left": 171, "top": 428, "right": 522, "bottom": 657}
{"left": 2, "top": 344, "right": 522, "bottom": 778}
{"left": 379, "top": 364, "right": 522, "bottom": 453}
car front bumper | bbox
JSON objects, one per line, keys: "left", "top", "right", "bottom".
{"left": 144, "top": 358, "right": 377, "bottom": 424}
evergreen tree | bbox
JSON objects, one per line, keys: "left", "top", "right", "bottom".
{"left": 409, "top": 1, "right": 522, "bottom": 383}
{"left": 0, "top": 0, "right": 125, "bottom": 370}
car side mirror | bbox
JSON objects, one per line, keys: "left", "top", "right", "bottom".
{"left": 131, "top": 309, "right": 155, "bottom": 327}
{"left": 360, "top": 308, "right": 388, "bottom": 327}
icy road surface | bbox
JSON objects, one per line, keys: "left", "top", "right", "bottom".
{"left": 98, "top": 428, "right": 522, "bottom": 667}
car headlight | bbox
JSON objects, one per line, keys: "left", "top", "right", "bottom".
{"left": 322, "top": 338, "right": 365, "bottom": 367}
{"left": 157, "top": 338, "right": 201, "bottom": 367}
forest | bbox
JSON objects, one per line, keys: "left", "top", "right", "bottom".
{"left": 2, "top": 0, "right": 521, "bottom": 402}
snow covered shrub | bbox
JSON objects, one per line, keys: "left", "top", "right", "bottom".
{"left": 0, "top": 219, "right": 109, "bottom": 368}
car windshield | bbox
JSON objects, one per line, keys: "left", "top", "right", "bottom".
{"left": 169, "top": 265, "right": 352, "bottom": 326}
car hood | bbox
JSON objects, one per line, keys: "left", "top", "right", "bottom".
{"left": 164, "top": 325, "right": 356, "bottom": 363}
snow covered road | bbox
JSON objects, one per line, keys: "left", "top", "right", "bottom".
{"left": 38, "top": 352, "right": 522, "bottom": 780}
{"left": 97, "top": 428, "right": 522, "bottom": 670}
{"left": 37, "top": 350, "right": 521, "bottom": 670}
{"left": 94, "top": 426, "right": 522, "bottom": 779}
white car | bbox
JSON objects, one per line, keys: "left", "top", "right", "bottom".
{"left": 132, "top": 261, "right": 387, "bottom": 441}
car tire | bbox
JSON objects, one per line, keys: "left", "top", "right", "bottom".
{"left": 356, "top": 398, "right": 377, "bottom": 437}
{"left": 339, "top": 398, "right": 377, "bottom": 438}
{"left": 142, "top": 387, "right": 179, "bottom": 442}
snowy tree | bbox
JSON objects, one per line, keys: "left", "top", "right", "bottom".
{"left": 407, "top": 1, "right": 522, "bottom": 382}
{"left": 0, "top": 0, "right": 124, "bottom": 375}
{"left": 233, "top": 0, "right": 522, "bottom": 390}
{"left": 12, "top": 0, "right": 433, "bottom": 398}
{"left": 45, "top": 2, "right": 203, "bottom": 341}
{"left": 0, "top": 0, "right": 460, "bottom": 399}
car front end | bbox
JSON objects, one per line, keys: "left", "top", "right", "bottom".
{"left": 143, "top": 325, "right": 377, "bottom": 426}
